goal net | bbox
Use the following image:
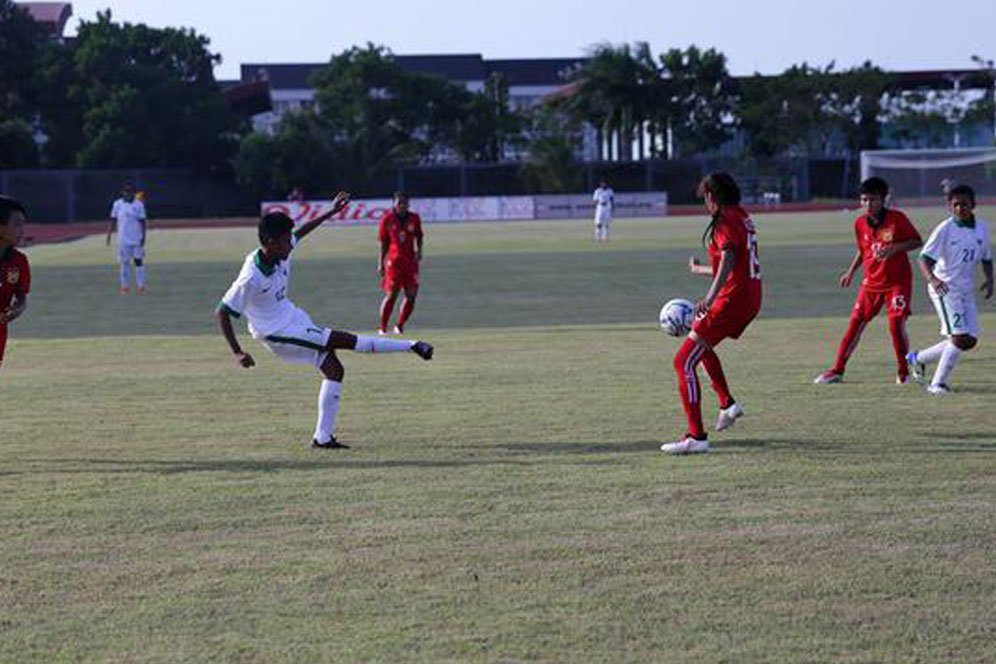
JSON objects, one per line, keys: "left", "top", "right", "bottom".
{"left": 861, "top": 148, "right": 996, "bottom": 201}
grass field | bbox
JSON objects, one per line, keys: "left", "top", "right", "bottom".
{"left": 2, "top": 209, "right": 996, "bottom": 662}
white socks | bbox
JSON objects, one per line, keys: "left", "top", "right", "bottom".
{"left": 119, "top": 262, "right": 131, "bottom": 287}
{"left": 917, "top": 340, "right": 949, "bottom": 365}
{"left": 135, "top": 266, "right": 146, "bottom": 289}
{"left": 314, "top": 380, "right": 341, "bottom": 444}
{"left": 932, "top": 342, "right": 962, "bottom": 387}
{"left": 353, "top": 335, "right": 413, "bottom": 353}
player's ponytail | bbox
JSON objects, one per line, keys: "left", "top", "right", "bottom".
{"left": 697, "top": 172, "right": 741, "bottom": 247}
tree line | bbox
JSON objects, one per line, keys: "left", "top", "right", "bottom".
{"left": 1, "top": 1, "right": 992, "bottom": 196}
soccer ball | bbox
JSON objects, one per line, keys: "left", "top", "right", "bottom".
{"left": 659, "top": 298, "right": 694, "bottom": 337}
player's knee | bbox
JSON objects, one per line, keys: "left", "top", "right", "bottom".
{"left": 952, "top": 335, "right": 977, "bottom": 351}
{"left": 321, "top": 353, "right": 344, "bottom": 381}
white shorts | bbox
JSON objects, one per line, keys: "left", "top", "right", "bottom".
{"left": 258, "top": 309, "right": 332, "bottom": 368}
{"left": 594, "top": 210, "right": 612, "bottom": 227}
{"left": 929, "top": 287, "right": 979, "bottom": 337}
{"left": 118, "top": 243, "right": 146, "bottom": 263}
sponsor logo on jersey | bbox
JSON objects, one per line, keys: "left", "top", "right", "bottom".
{"left": 880, "top": 229, "right": 894, "bottom": 242}
{"left": 6, "top": 268, "right": 18, "bottom": 284}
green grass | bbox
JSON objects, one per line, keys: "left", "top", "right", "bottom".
{"left": 2, "top": 210, "right": 996, "bottom": 662}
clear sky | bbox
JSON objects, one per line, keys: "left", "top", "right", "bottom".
{"left": 62, "top": 0, "right": 996, "bottom": 81}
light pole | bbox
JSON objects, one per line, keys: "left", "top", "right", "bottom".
{"left": 971, "top": 55, "right": 996, "bottom": 142}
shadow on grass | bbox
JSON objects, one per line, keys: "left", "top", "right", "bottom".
{"left": 485, "top": 440, "right": 659, "bottom": 455}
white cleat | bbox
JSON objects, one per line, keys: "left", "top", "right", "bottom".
{"left": 813, "top": 370, "right": 843, "bottom": 384}
{"left": 926, "top": 383, "right": 952, "bottom": 395}
{"left": 906, "top": 351, "right": 926, "bottom": 384}
{"left": 896, "top": 375, "right": 911, "bottom": 385}
{"left": 715, "top": 402, "right": 744, "bottom": 432}
{"left": 661, "top": 436, "right": 710, "bottom": 455}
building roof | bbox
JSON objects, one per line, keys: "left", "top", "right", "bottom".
{"left": 17, "top": 2, "right": 72, "bottom": 37}
{"left": 486, "top": 58, "right": 587, "bottom": 87}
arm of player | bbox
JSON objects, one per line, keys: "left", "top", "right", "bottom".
{"left": 918, "top": 255, "right": 947, "bottom": 295}
{"left": 839, "top": 250, "right": 863, "bottom": 288}
{"left": 982, "top": 260, "right": 994, "bottom": 299}
{"left": 293, "top": 191, "right": 350, "bottom": 241}
{"left": 688, "top": 256, "right": 713, "bottom": 276}
{"left": 0, "top": 293, "right": 27, "bottom": 325}
{"left": 106, "top": 218, "right": 115, "bottom": 246}
{"left": 378, "top": 238, "right": 389, "bottom": 276}
{"left": 216, "top": 308, "right": 255, "bottom": 368}
{"left": 874, "top": 237, "right": 922, "bottom": 261}
{"left": 416, "top": 234, "right": 423, "bottom": 263}
{"left": 696, "top": 248, "right": 734, "bottom": 316}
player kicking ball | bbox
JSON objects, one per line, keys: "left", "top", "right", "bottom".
{"left": 216, "top": 192, "right": 434, "bottom": 449}
{"left": 814, "top": 177, "right": 923, "bottom": 385}
{"left": 662, "top": 173, "right": 762, "bottom": 455}
{"left": 906, "top": 184, "right": 993, "bottom": 395}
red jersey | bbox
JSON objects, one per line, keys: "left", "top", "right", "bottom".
{"left": 854, "top": 209, "right": 921, "bottom": 292}
{"left": 708, "top": 205, "right": 762, "bottom": 307}
{"left": 378, "top": 209, "right": 423, "bottom": 273}
{"left": 0, "top": 247, "right": 30, "bottom": 315}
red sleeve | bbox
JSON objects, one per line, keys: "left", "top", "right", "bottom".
{"left": 896, "top": 213, "right": 922, "bottom": 243}
{"left": 413, "top": 214, "right": 423, "bottom": 238}
{"left": 378, "top": 213, "right": 390, "bottom": 243}
{"left": 712, "top": 217, "right": 735, "bottom": 251}
{"left": 17, "top": 255, "right": 30, "bottom": 295}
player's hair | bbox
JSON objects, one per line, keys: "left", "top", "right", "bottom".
{"left": 697, "top": 172, "right": 741, "bottom": 247}
{"left": 258, "top": 211, "right": 294, "bottom": 243}
{"left": 859, "top": 177, "right": 890, "bottom": 199}
{"left": 947, "top": 183, "right": 976, "bottom": 205}
{"left": 0, "top": 196, "right": 27, "bottom": 224}
{"left": 393, "top": 191, "right": 408, "bottom": 202}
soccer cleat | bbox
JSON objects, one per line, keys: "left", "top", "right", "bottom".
{"left": 377, "top": 328, "right": 388, "bottom": 336}
{"left": 311, "top": 436, "right": 350, "bottom": 449}
{"left": 119, "top": 286, "right": 130, "bottom": 294}
{"left": 393, "top": 325, "right": 403, "bottom": 334}
{"left": 137, "top": 286, "right": 147, "bottom": 294}
{"left": 813, "top": 370, "right": 843, "bottom": 384}
{"left": 715, "top": 401, "right": 744, "bottom": 432}
{"left": 906, "top": 351, "right": 926, "bottom": 384}
{"left": 926, "top": 383, "right": 952, "bottom": 395}
{"left": 411, "top": 340, "right": 434, "bottom": 361}
{"left": 896, "top": 375, "right": 911, "bottom": 385}
{"left": 661, "top": 436, "right": 710, "bottom": 455}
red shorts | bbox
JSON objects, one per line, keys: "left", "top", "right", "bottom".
{"left": 382, "top": 267, "right": 419, "bottom": 293}
{"left": 692, "top": 297, "right": 760, "bottom": 347}
{"left": 853, "top": 284, "right": 911, "bottom": 321}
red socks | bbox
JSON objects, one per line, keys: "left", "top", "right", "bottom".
{"left": 379, "top": 293, "right": 398, "bottom": 331}
{"left": 397, "top": 296, "right": 416, "bottom": 330}
{"left": 888, "top": 316, "right": 910, "bottom": 379}
{"left": 673, "top": 338, "right": 708, "bottom": 439}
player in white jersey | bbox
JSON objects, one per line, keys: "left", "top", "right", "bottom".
{"left": 906, "top": 184, "right": 993, "bottom": 394}
{"left": 106, "top": 182, "right": 148, "bottom": 293}
{"left": 216, "top": 192, "right": 434, "bottom": 449}
{"left": 592, "top": 179, "right": 614, "bottom": 242}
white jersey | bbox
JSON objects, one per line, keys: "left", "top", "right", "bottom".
{"left": 593, "top": 187, "right": 614, "bottom": 210}
{"left": 920, "top": 216, "right": 992, "bottom": 293}
{"left": 110, "top": 198, "right": 147, "bottom": 245}
{"left": 220, "top": 243, "right": 304, "bottom": 339}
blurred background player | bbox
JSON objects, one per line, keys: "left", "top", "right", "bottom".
{"left": 814, "top": 177, "right": 923, "bottom": 385}
{"left": 662, "top": 173, "right": 762, "bottom": 455}
{"left": 216, "top": 192, "right": 434, "bottom": 449}
{"left": 0, "top": 196, "right": 30, "bottom": 376}
{"left": 907, "top": 184, "right": 993, "bottom": 395}
{"left": 106, "top": 181, "right": 148, "bottom": 293}
{"left": 378, "top": 191, "right": 424, "bottom": 334}
{"left": 592, "top": 178, "right": 614, "bottom": 242}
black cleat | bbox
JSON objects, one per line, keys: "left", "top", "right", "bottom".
{"left": 411, "top": 340, "right": 434, "bottom": 360}
{"left": 311, "top": 436, "right": 350, "bottom": 449}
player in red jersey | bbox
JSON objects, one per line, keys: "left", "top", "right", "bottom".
{"left": 663, "top": 173, "right": 763, "bottom": 455}
{"left": 0, "top": 196, "right": 31, "bottom": 375}
{"left": 814, "top": 177, "right": 923, "bottom": 385}
{"left": 378, "top": 192, "right": 424, "bottom": 334}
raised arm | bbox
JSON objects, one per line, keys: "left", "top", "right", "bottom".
{"left": 293, "top": 191, "right": 351, "bottom": 241}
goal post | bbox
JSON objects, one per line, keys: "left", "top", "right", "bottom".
{"left": 860, "top": 148, "right": 996, "bottom": 201}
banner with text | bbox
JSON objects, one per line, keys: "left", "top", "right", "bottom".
{"left": 261, "top": 192, "right": 666, "bottom": 224}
